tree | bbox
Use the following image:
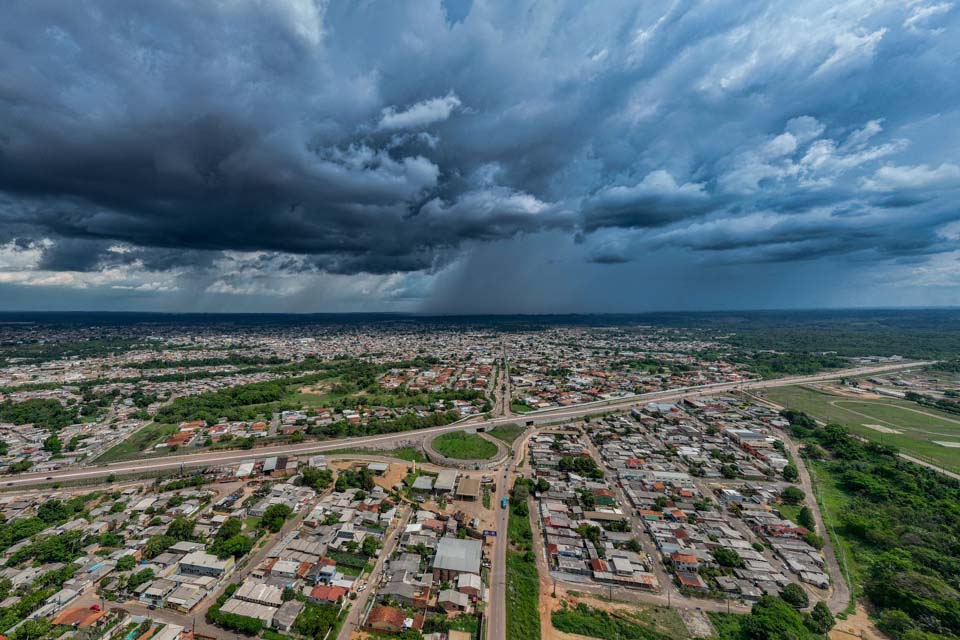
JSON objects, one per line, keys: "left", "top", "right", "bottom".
{"left": 42, "top": 434, "right": 62, "bottom": 454}
{"left": 803, "top": 532, "right": 824, "bottom": 549}
{"left": 721, "top": 464, "right": 738, "bottom": 479}
{"left": 782, "top": 464, "right": 799, "bottom": 482}
{"left": 261, "top": 504, "right": 293, "bottom": 533}
{"left": 713, "top": 547, "right": 745, "bottom": 568}
{"left": 143, "top": 534, "right": 175, "bottom": 559}
{"left": 781, "top": 486, "right": 805, "bottom": 505}
{"left": 210, "top": 535, "right": 254, "bottom": 559}
{"left": 166, "top": 516, "right": 195, "bottom": 541}
{"left": 797, "top": 506, "right": 816, "bottom": 530}
{"left": 116, "top": 555, "right": 136, "bottom": 571}
{"left": 878, "top": 609, "right": 914, "bottom": 639}
{"left": 299, "top": 467, "right": 333, "bottom": 491}
{"left": 739, "top": 595, "right": 814, "bottom": 640}
{"left": 361, "top": 535, "right": 380, "bottom": 557}
{"left": 37, "top": 499, "right": 70, "bottom": 524}
{"left": 216, "top": 518, "right": 243, "bottom": 541}
{"left": 622, "top": 539, "right": 642, "bottom": 553}
{"left": 127, "top": 568, "right": 155, "bottom": 591}
{"left": 781, "top": 583, "right": 810, "bottom": 609}
{"left": 807, "top": 601, "right": 835, "bottom": 633}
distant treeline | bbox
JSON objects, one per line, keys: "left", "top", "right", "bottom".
{"left": 153, "top": 355, "right": 455, "bottom": 425}
{"left": 0, "top": 398, "right": 79, "bottom": 430}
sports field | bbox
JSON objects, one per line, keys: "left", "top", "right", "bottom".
{"left": 762, "top": 385, "right": 960, "bottom": 473}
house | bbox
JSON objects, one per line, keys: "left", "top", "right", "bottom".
{"left": 456, "top": 572, "right": 482, "bottom": 597}
{"left": 234, "top": 581, "right": 284, "bottom": 607}
{"left": 434, "top": 470, "right": 458, "bottom": 493}
{"left": 412, "top": 476, "right": 434, "bottom": 492}
{"left": 179, "top": 550, "right": 234, "bottom": 578}
{"left": 367, "top": 462, "right": 389, "bottom": 475}
{"left": 166, "top": 585, "right": 205, "bottom": 612}
{"left": 438, "top": 589, "right": 470, "bottom": 612}
{"left": 364, "top": 605, "right": 407, "bottom": 634}
{"left": 274, "top": 600, "right": 305, "bottom": 632}
{"left": 670, "top": 552, "right": 701, "bottom": 572}
{"left": 270, "top": 559, "right": 301, "bottom": 580}
{"left": 432, "top": 537, "right": 483, "bottom": 581}
{"left": 308, "top": 585, "right": 348, "bottom": 605}
{"left": 139, "top": 578, "right": 177, "bottom": 607}
{"left": 676, "top": 571, "right": 708, "bottom": 592}
{"left": 455, "top": 478, "right": 481, "bottom": 501}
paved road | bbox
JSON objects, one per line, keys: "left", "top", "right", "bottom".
{"left": 337, "top": 505, "right": 411, "bottom": 640}
{"left": 487, "top": 461, "right": 511, "bottom": 640}
{"left": 2, "top": 361, "right": 927, "bottom": 490}
{"left": 780, "top": 434, "right": 851, "bottom": 615}
{"left": 501, "top": 347, "right": 512, "bottom": 418}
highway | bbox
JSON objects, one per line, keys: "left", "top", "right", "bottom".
{"left": 1, "top": 360, "right": 927, "bottom": 489}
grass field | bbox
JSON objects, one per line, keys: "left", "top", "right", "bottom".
{"left": 487, "top": 423, "right": 524, "bottom": 444}
{"left": 762, "top": 385, "right": 960, "bottom": 473}
{"left": 552, "top": 603, "right": 673, "bottom": 640}
{"left": 807, "top": 459, "right": 860, "bottom": 613}
{"left": 505, "top": 505, "right": 540, "bottom": 640}
{"left": 324, "top": 446, "right": 425, "bottom": 462}
{"left": 432, "top": 431, "right": 499, "bottom": 459}
{"left": 96, "top": 422, "right": 178, "bottom": 462}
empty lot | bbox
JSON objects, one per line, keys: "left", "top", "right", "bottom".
{"left": 762, "top": 385, "right": 960, "bottom": 473}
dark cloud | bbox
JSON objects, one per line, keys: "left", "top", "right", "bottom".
{"left": 0, "top": 0, "right": 958, "bottom": 310}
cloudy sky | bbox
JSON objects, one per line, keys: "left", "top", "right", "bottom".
{"left": 1, "top": 0, "right": 959, "bottom": 313}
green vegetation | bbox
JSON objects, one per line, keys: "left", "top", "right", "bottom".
{"left": 487, "top": 423, "right": 525, "bottom": 444}
{"left": 709, "top": 595, "right": 827, "bottom": 640}
{"left": 552, "top": 602, "right": 671, "bottom": 640}
{"left": 700, "top": 309, "right": 960, "bottom": 359}
{"left": 324, "top": 446, "right": 425, "bottom": 462}
{"left": 558, "top": 455, "right": 604, "bottom": 479}
{"left": 510, "top": 401, "right": 534, "bottom": 413}
{"left": 0, "top": 398, "right": 79, "bottom": 430}
{"left": 156, "top": 378, "right": 291, "bottom": 424}
{"left": 765, "top": 385, "right": 960, "bottom": 473}
{"left": 96, "top": 422, "right": 178, "bottom": 462}
{"left": 207, "top": 583, "right": 262, "bottom": 635}
{"left": 298, "top": 466, "right": 334, "bottom": 492}
{"left": 326, "top": 551, "right": 369, "bottom": 570}
{"left": 0, "top": 338, "right": 145, "bottom": 366}
{"left": 732, "top": 351, "right": 846, "bottom": 378}
{"left": 784, "top": 410, "right": 960, "bottom": 638}
{"left": 292, "top": 602, "right": 340, "bottom": 638}
{"left": 505, "top": 479, "right": 540, "bottom": 640}
{"left": 308, "top": 409, "right": 461, "bottom": 439}
{"left": 432, "top": 431, "right": 499, "bottom": 459}
{"left": 129, "top": 355, "right": 283, "bottom": 370}
{"left": 261, "top": 504, "right": 293, "bottom": 533}
{"left": 713, "top": 547, "right": 744, "bottom": 568}
{"left": 209, "top": 518, "right": 255, "bottom": 559}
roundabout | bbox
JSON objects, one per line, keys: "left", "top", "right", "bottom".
{"left": 422, "top": 428, "right": 509, "bottom": 468}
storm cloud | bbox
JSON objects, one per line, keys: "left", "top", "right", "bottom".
{"left": 0, "top": 0, "right": 959, "bottom": 310}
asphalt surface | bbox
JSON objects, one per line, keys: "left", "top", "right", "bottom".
{"left": 336, "top": 505, "right": 412, "bottom": 640}
{"left": 2, "top": 360, "right": 926, "bottom": 489}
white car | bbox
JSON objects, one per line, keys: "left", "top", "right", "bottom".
{"left": 358, "top": 585, "right": 367, "bottom": 592}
